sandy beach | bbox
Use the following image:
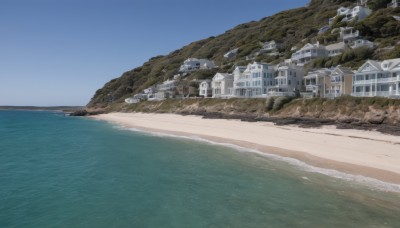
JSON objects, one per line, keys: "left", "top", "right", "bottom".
{"left": 92, "top": 112, "right": 400, "bottom": 184}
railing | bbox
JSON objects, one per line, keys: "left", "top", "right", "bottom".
{"left": 305, "top": 85, "right": 319, "bottom": 92}
{"left": 342, "top": 31, "right": 359, "bottom": 40}
{"left": 300, "top": 92, "right": 314, "bottom": 98}
{"left": 352, "top": 91, "right": 398, "bottom": 97}
{"left": 353, "top": 76, "right": 400, "bottom": 85}
{"left": 268, "top": 91, "right": 295, "bottom": 97}
{"left": 351, "top": 92, "right": 373, "bottom": 97}
{"left": 291, "top": 51, "right": 317, "bottom": 61}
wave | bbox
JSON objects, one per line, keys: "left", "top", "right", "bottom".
{"left": 113, "top": 125, "right": 400, "bottom": 193}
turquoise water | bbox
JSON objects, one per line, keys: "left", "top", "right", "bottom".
{"left": 1, "top": 110, "right": 400, "bottom": 227}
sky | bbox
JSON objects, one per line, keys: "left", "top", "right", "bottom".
{"left": 0, "top": 0, "right": 309, "bottom": 106}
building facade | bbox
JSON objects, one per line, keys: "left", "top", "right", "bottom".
{"left": 268, "top": 63, "right": 304, "bottom": 96}
{"left": 325, "top": 66, "right": 354, "bottom": 98}
{"left": 291, "top": 42, "right": 328, "bottom": 65}
{"left": 340, "top": 27, "right": 360, "bottom": 43}
{"left": 199, "top": 80, "right": 212, "bottom": 97}
{"left": 233, "top": 62, "right": 275, "bottom": 98}
{"left": 326, "top": 42, "right": 348, "bottom": 57}
{"left": 303, "top": 69, "right": 332, "bottom": 98}
{"left": 352, "top": 59, "right": 400, "bottom": 97}
{"left": 260, "top": 40, "right": 281, "bottom": 53}
{"left": 211, "top": 73, "right": 234, "bottom": 98}
{"left": 330, "top": 6, "right": 371, "bottom": 24}
{"left": 350, "top": 39, "right": 375, "bottom": 49}
{"left": 179, "top": 58, "right": 215, "bottom": 73}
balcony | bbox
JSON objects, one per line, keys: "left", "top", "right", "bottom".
{"left": 352, "top": 91, "right": 398, "bottom": 97}
{"left": 341, "top": 30, "right": 359, "bottom": 41}
{"left": 353, "top": 76, "right": 400, "bottom": 85}
{"left": 291, "top": 50, "right": 318, "bottom": 61}
{"left": 305, "top": 85, "right": 319, "bottom": 92}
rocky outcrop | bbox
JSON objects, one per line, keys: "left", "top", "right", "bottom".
{"left": 100, "top": 97, "right": 400, "bottom": 135}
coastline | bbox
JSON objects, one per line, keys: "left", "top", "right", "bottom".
{"left": 91, "top": 112, "right": 400, "bottom": 186}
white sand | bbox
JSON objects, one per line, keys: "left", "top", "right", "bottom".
{"left": 93, "top": 112, "right": 400, "bottom": 183}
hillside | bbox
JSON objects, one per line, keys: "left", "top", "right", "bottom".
{"left": 87, "top": 0, "right": 400, "bottom": 108}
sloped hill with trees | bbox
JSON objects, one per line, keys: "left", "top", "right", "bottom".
{"left": 87, "top": 0, "right": 399, "bottom": 108}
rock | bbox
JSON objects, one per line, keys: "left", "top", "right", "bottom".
{"left": 69, "top": 110, "right": 88, "bottom": 116}
{"left": 364, "top": 110, "right": 386, "bottom": 124}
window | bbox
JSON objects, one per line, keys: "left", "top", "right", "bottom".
{"left": 288, "top": 80, "right": 291, "bottom": 85}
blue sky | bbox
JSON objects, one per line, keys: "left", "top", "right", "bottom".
{"left": 0, "top": 0, "right": 309, "bottom": 106}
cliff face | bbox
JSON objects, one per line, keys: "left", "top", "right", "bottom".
{"left": 88, "top": 0, "right": 399, "bottom": 108}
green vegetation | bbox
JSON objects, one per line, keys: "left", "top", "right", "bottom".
{"left": 88, "top": 0, "right": 400, "bottom": 109}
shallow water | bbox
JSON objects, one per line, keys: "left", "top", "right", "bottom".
{"left": 0, "top": 110, "right": 399, "bottom": 227}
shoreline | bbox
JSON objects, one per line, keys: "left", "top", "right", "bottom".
{"left": 91, "top": 112, "right": 400, "bottom": 186}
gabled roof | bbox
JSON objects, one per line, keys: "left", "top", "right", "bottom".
{"left": 382, "top": 58, "right": 400, "bottom": 71}
{"left": 298, "top": 42, "right": 325, "bottom": 51}
{"left": 304, "top": 69, "right": 331, "bottom": 79}
{"left": 357, "top": 60, "right": 383, "bottom": 73}
{"left": 212, "top": 73, "right": 233, "bottom": 81}
{"left": 332, "top": 65, "right": 353, "bottom": 75}
{"left": 325, "top": 42, "right": 347, "bottom": 51}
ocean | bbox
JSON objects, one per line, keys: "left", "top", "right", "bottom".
{"left": 0, "top": 110, "right": 399, "bottom": 227}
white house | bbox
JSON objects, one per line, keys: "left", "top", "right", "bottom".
{"left": 326, "top": 42, "right": 348, "bottom": 57}
{"left": 291, "top": 42, "right": 328, "bottom": 65}
{"left": 260, "top": 40, "right": 281, "bottom": 53}
{"left": 388, "top": 0, "right": 400, "bottom": 8}
{"left": 350, "top": 39, "right": 375, "bottom": 49}
{"left": 342, "top": 6, "right": 371, "bottom": 22}
{"left": 268, "top": 63, "right": 304, "bottom": 97}
{"left": 340, "top": 27, "right": 360, "bottom": 43}
{"left": 352, "top": 58, "right": 400, "bottom": 97}
{"left": 224, "top": 48, "right": 239, "bottom": 59}
{"left": 330, "top": 6, "right": 371, "bottom": 24}
{"left": 144, "top": 86, "right": 156, "bottom": 94}
{"left": 179, "top": 58, "right": 215, "bottom": 73}
{"left": 199, "top": 80, "right": 212, "bottom": 97}
{"left": 233, "top": 62, "right": 275, "bottom": 98}
{"left": 125, "top": 94, "right": 147, "bottom": 104}
{"left": 325, "top": 66, "right": 354, "bottom": 99}
{"left": 155, "top": 79, "right": 177, "bottom": 100}
{"left": 212, "top": 73, "right": 234, "bottom": 98}
{"left": 303, "top": 69, "right": 332, "bottom": 98}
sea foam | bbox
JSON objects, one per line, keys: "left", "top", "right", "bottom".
{"left": 114, "top": 125, "right": 400, "bottom": 193}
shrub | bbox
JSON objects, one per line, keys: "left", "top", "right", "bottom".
{"left": 273, "top": 97, "right": 293, "bottom": 111}
{"left": 265, "top": 97, "right": 275, "bottom": 111}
